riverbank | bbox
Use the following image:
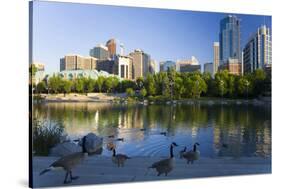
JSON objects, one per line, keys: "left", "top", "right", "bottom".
{"left": 33, "top": 156, "right": 271, "bottom": 187}
{"left": 33, "top": 93, "right": 271, "bottom": 106}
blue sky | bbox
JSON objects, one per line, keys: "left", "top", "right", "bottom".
{"left": 32, "top": 1, "right": 271, "bottom": 74}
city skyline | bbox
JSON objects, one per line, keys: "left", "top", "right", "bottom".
{"left": 32, "top": 1, "right": 271, "bottom": 74}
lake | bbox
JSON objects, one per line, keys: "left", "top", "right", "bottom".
{"left": 33, "top": 102, "right": 271, "bottom": 158}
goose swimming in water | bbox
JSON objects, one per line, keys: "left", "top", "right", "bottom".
{"left": 182, "top": 142, "right": 200, "bottom": 164}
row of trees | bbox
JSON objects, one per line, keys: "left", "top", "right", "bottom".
{"left": 34, "top": 68, "right": 270, "bottom": 99}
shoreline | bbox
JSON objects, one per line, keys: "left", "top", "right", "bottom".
{"left": 33, "top": 156, "right": 271, "bottom": 187}
{"left": 32, "top": 93, "right": 271, "bottom": 106}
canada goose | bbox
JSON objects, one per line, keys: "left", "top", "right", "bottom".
{"left": 110, "top": 147, "right": 130, "bottom": 167}
{"left": 39, "top": 136, "right": 88, "bottom": 184}
{"left": 182, "top": 142, "right": 200, "bottom": 164}
{"left": 107, "top": 135, "right": 115, "bottom": 138}
{"left": 148, "top": 142, "right": 178, "bottom": 176}
{"left": 179, "top": 147, "right": 187, "bottom": 159}
{"left": 140, "top": 128, "right": 146, "bottom": 131}
{"left": 160, "top": 132, "right": 167, "bottom": 136}
{"left": 116, "top": 138, "right": 124, "bottom": 142}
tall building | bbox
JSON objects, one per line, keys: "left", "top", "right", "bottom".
{"left": 219, "top": 15, "right": 241, "bottom": 64}
{"left": 60, "top": 54, "right": 97, "bottom": 71}
{"left": 219, "top": 15, "right": 241, "bottom": 75}
{"left": 96, "top": 60, "right": 115, "bottom": 74}
{"left": 243, "top": 25, "right": 272, "bottom": 73}
{"left": 89, "top": 44, "right": 109, "bottom": 60}
{"left": 204, "top": 62, "right": 213, "bottom": 75}
{"left": 177, "top": 56, "right": 201, "bottom": 73}
{"left": 149, "top": 59, "right": 157, "bottom": 74}
{"left": 106, "top": 39, "right": 116, "bottom": 58}
{"left": 113, "top": 55, "right": 133, "bottom": 80}
{"left": 160, "top": 61, "right": 176, "bottom": 72}
{"left": 129, "top": 49, "right": 150, "bottom": 79}
{"left": 213, "top": 42, "right": 220, "bottom": 76}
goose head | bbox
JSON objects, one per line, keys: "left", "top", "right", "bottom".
{"left": 193, "top": 142, "right": 200, "bottom": 152}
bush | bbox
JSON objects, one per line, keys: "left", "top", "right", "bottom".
{"left": 32, "top": 118, "right": 66, "bottom": 156}
{"left": 126, "top": 88, "right": 135, "bottom": 97}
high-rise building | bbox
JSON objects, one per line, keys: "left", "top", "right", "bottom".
{"left": 60, "top": 54, "right": 97, "bottom": 71}
{"left": 160, "top": 61, "right": 176, "bottom": 72}
{"left": 129, "top": 49, "right": 150, "bottom": 79}
{"left": 177, "top": 56, "right": 201, "bottom": 73}
{"left": 204, "top": 62, "right": 213, "bottom": 75}
{"left": 149, "top": 59, "right": 157, "bottom": 74}
{"left": 219, "top": 15, "right": 241, "bottom": 64}
{"left": 113, "top": 55, "right": 133, "bottom": 80}
{"left": 243, "top": 25, "right": 272, "bottom": 73}
{"left": 89, "top": 44, "right": 109, "bottom": 60}
{"left": 219, "top": 15, "right": 241, "bottom": 75}
{"left": 106, "top": 39, "right": 117, "bottom": 58}
{"left": 213, "top": 42, "right": 220, "bottom": 76}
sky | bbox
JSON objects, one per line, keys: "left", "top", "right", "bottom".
{"left": 32, "top": 1, "right": 271, "bottom": 74}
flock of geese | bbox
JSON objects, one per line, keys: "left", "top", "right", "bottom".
{"left": 39, "top": 131, "right": 201, "bottom": 184}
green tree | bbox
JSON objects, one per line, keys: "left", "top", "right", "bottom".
{"left": 48, "top": 75, "right": 62, "bottom": 94}
{"left": 96, "top": 76, "right": 105, "bottom": 92}
{"left": 126, "top": 88, "right": 135, "bottom": 97}
{"left": 36, "top": 81, "right": 46, "bottom": 94}
{"left": 238, "top": 77, "right": 252, "bottom": 97}
{"left": 74, "top": 78, "right": 84, "bottom": 93}
{"left": 174, "top": 77, "right": 185, "bottom": 99}
{"left": 136, "top": 77, "right": 144, "bottom": 90}
{"left": 228, "top": 75, "right": 236, "bottom": 98}
{"left": 215, "top": 70, "right": 229, "bottom": 97}
{"left": 84, "top": 78, "right": 95, "bottom": 95}
{"left": 252, "top": 69, "right": 266, "bottom": 96}
{"left": 61, "top": 80, "right": 72, "bottom": 96}
{"left": 140, "top": 88, "right": 147, "bottom": 99}
{"left": 145, "top": 74, "right": 156, "bottom": 96}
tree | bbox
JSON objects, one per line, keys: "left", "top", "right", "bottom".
{"left": 96, "top": 76, "right": 105, "bottom": 92}
{"left": 30, "top": 64, "right": 37, "bottom": 77}
{"left": 174, "top": 77, "right": 185, "bottom": 99}
{"left": 215, "top": 70, "right": 229, "bottom": 97}
{"left": 252, "top": 69, "right": 266, "bottom": 96}
{"left": 104, "top": 76, "right": 119, "bottom": 93}
{"left": 145, "top": 74, "right": 156, "bottom": 96}
{"left": 36, "top": 81, "right": 46, "bottom": 94}
{"left": 74, "top": 78, "right": 84, "bottom": 93}
{"left": 61, "top": 80, "right": 72, "bottom": 96}
{"left": 238, "top": 77, "right": 252, "bottom": 97}
{"left": 48, "top": 75, "right": 62, "bottom": 94}
{"left": 228, "top": 75, "right": 236, "bottom": 98}
{"left": 84, "top": 78, "right": 95, "bottom": 95}
{"left": 126, "top": 88, "right": 135, "bottom": 97}
{"left": 136, "top": 77, "right": 144, "bottom": 90}
{"left": 140, "top": 88, "right": 147, "bottom": 100}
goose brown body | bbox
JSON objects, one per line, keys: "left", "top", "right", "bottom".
{"left": 182, "top": 143, "right": 200, "bottom": 164}
{"left": 111, "top": 148, "right": 130, "bottom": 167}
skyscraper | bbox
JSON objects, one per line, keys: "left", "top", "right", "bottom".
{"left": 219, "top": 15, "right": 241, "bottom": 75}
{"left": 89, "top": 44, "right": 109, "bottom": 60}
{"left": 106, "top": 39, "right": 116, "bottom": 58}
{"left": 129, "top": 49, "right": 150, "bottom": 79}
{"left": 219, "top": 15, "right": 241, "bottom": 64}
{"left": 204, "top": 62, "right": 213, "bottom": 75}
{"left": 243, "top": 25, "right": 272, "bottom": 73}
{"left": 213, "top": 42, "right": 220, "bottom": 76}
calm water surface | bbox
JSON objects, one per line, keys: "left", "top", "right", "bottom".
{"left": 33, "top": 102, "right": 271, "bottom": 158}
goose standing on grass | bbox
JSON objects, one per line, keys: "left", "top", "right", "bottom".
{"left": 110, "top": 146, "right": 130, "bottom": 167}
{"left": 182, "top": 142, "right": 200, "bottom": 164}
{"left": 148, "top": 142, "right": 178, "bottom": 176}
{"left": 39, "top": 136, "right": 88, "bottom": 184}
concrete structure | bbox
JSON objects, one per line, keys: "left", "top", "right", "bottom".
{"left": 96, "top": 60, "right": 115, "bottom": 74}
{"left": 160, "top": 61, "right": 176, "bottom": 72}
{"left": 149, "top": 59, "right": 157, "bottom": 74}
{"left": 89, "top": 44, "right": 109, "bottom": 60}
{"left": 52, "top": 69, "right": 114, "bottom": 81}
{"left": 204, "top": 62, "right": 213, "bottom": 75}
{"left": 177, "top": 56, "right": 201, "bottom": 73}
{"left": 106, "top": 39, "right": 117, "bottom": 58}
{"left": 114, "top": 55, "right": 133, "bottom": 80}
{"left": 60, "top": 55, "right": 97, "bottom": 71}
{"left": 243, "top": 25, "right": 272, "bottom": 73}
{"left": 129, "top": 49, "right": 151, "bottom": 79}
{"left": 31, "top": 62, "right": 46, "bottom": 85}
{"left": 213, "top": 42, "right": 220, "bottom": 76}
{"left": 219, "top": 58, "right": 241, "bottom": 75}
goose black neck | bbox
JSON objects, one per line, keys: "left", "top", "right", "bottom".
{"left": 193, "top": 144, "right": 197, "bottom": 152}
{"left": 170, "top": 145, "right": 174, "bottom": 158}
{"left": 112, "top": 149, "right": 116, "bottom": 157}
{"left": 82, "top": 138, "right": 87, "bottom": 153}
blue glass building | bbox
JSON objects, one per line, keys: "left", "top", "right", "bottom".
{"left": 219, "top": 15, "right": 241, "bottom": 65}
